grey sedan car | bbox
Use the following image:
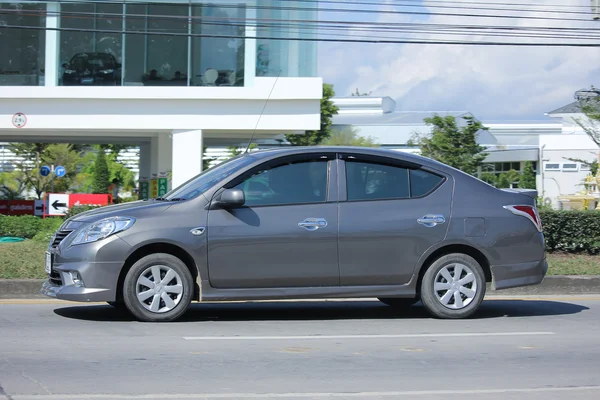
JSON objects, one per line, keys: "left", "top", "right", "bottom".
{"left": 42, "top": 147, "right": 547, "bottom": 322}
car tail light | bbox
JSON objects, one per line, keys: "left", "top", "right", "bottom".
{"left": 504, "top": 205, "right": 543, "bottom": 232}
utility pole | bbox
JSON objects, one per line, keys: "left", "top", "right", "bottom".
{"left": 593, "top": 0, "right": 600, "bottom": 20}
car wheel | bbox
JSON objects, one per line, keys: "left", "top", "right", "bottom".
{"left": 420, "top": 253, "right": 486, "bottom": 319}
{"left": 123, "top": 253, "right": 193, "bottom": 322}
{"left": 378, "top": 297, "right": 419, "bottom": 308}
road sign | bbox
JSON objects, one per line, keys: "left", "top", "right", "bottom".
{"left": 54, "top": 166, "right": 66, "bottom": 178}
{"left": 12, "top": 112, "right": 27, "bottom": 128}
{"left": 47, "top": 193, "right": 69, "bottom": 216}
{"left": 150, "top": 177, "right": 158, "bottom": 198}
{"left": 158, "top": 173, "right": 168, "bottom": 197}
{"left": 34, "top": 200, "right": 45, "bottom": 216}
{"left": 139, "top": 178, "right": 149, "bottom": 200}
{"left": 40, "top": 166, "right": 51, "bottom": 177}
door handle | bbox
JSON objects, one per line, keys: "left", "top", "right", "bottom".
{"left": 417, "top": 214, "right": 446, "bottom": 227}
{"left": 298, "top": 218, "right": 328, "bottom": 231}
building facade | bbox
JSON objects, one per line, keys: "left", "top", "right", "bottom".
{"left": 0, "top": 0, "right": 322, "bottom": 189}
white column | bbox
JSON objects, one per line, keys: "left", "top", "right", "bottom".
{"left": 151, "top": 133, "right": 173, "bottom": 188}
{"left": 171, "top": 129, "right": 203, "bottom": 189}
{"left": 44, "top": 2, "right": 60, "bottom": 86}
{"left": 244, "top": 4, "right": 257, "bottom": 86}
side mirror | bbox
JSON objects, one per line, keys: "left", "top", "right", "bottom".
{"left": 62, "top": 63, "right": 69, "bottom": 68}
{"left": 219, "top": 188, "right": 245, "bottom": 208}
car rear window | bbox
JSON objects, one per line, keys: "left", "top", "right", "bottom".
{"left": 410, "top": 169, "right": 444, "bottom": 197}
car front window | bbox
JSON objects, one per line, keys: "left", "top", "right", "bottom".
{"left": 162, "top": 154, "right": 257, "bottom": 201}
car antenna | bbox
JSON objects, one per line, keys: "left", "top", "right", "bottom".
{"left": 244, "top": 69, "right": 282, "bottom": 154}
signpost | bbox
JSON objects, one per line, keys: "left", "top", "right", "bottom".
{"left": 40, "top": 166, "right": 51, "bottom": 177}
{"left": 157, "top": 172, "right": 169, "bottom": 197}
{"left": 150, "top": 174, "right": 158, "bottom": 198}
{"left": 47, "top": 193, "right": 69, "bottom": 216}
{"left": 54, "top": 166, "right": 66, "bottom": 178}
{"left": 139, "top": 177, "right": 149, "bottom": 200}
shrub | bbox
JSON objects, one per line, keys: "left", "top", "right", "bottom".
{"left": 540, "top": 210, "right": 600, "bottom": 254}
{"left": 0, "top": 215, "right": 41, "bottom": 239}
{"left": 33, "top": 217, "right": 65, "bottom": 243}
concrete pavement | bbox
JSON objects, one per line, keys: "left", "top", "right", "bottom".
{"left": 1, "top": 297, "right": 599, "bottom": 400}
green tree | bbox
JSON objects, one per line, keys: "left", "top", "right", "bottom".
{"left": 412, "top": 115, "right": 489, "bottom": 175}
{"left": 323, "top": 126, "right": 379, "bottom": 147}
{"left": 519, "top": 161, "right": 537, "bottom": 189}
{"left": 574, "top": 86, "right": 600, "bottom": 147}
{"left": 497, "top": 170, "right": 520, "bottom": 189}
{"left": 479, "top": 172, "right": 498, "bottom": 187}
{"left": 92, "top": 147, "right": 110, "bottom": 194}
{"left": 286, "top": 83, "right": 339, "bottom": 146}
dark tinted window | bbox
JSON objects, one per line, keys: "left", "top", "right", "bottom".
{"left": 346, "top": 161, "right": 409, "bottom": 201}
{"left": 233, "top": 160, "right": 328, "bottom": 206}
{"left": 410, "top": 169, "right": 444, "bottom": 197}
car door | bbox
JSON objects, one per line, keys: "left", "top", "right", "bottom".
{"left": 337, "top": 153, "right": 452, "bottom": 286}
{"left": 206, "top": 152, "right": 340, "bottom": 289}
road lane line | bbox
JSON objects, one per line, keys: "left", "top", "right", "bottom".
{"left": 10, "top": 385, "right": 600, "bottom": 399}
{"left": 183, "top": 331, "right": 555, "bottom": 340}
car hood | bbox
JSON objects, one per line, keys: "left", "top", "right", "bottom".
{"left": 70, "top": 200, "right": 172, "bottom": 224}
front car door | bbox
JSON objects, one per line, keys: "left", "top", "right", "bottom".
{"left": 337, "top": 153, "right": 453, "bottom": 286}
{"left": 206, "top": 152, "right": 340, "bottom": 289}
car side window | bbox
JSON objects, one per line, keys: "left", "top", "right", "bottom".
{"left": 232, "top": 159, "right": 328, "bottom": 207}
{"left": 410, "top": 169, "right": 444, "bottom": 197}
{"left": 346, "top": 161, "right": 410, "bottom": 201}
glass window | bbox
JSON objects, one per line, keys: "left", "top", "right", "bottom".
{"left": 256, "top": 1, "right": 317, "bottom": 77}
{"left": 59, "top": 2, "right": 123, "bottom": 86}
{"left": 191, "top": 3, "right": 245, "bottom": 86}
{"left": 410, "top": 169, "right": 444, "bottom": 197}
{"left": 125, "top": 2, "right": 189, "bottom": 86}
{"left": 232, "top": 160, "right": 328, "bottom": 207}
{"left": 346, "top": 161, "right": 410, "bottom": 201}
{"left": 0, "top": 2, "right": 45, "bottom": 86}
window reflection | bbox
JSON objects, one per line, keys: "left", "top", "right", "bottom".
{"left": 0, "top": 2, "right": 45, "bottom": 86}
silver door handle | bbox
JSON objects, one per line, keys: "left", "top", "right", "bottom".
{"left": 417, "top": 214, "right": 446, "bottom": 227}
{"left": 298, "top": 218, "right": 328, "bottom": 231}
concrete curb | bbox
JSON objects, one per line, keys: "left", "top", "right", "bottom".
{"left": 1, "top": 276, "right": 599, "bottom": 299}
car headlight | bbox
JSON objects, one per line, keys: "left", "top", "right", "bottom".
{"left": 71, "top": 217, "right": 135, "bottom": 245}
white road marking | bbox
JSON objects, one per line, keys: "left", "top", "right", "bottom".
{"left": 183, "top": 331, "right": 555, "bottom": 340}
{"left": 10, "top": 385, "right": 600, "bottom": 399}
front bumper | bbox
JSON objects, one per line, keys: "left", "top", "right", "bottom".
{"left": 40, "top": 259, "right": 124, "bottom": 302}
{"left": 490, "top": 257, "right": 548, "bottom": 290}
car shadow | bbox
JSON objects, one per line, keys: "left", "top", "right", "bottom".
{"left": 52, "top": 299, "right": 590, "bottom": 323}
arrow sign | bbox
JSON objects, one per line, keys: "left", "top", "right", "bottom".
{"left": 40, "top": 166, "right": 50, "bottom": 177}
{"left": 52, "top": 200, "right": 67, "bottom": 210}
{"left": 47, "top": 194, "right": 69, "bottom": 216}
{"left": 55, "top": 166, "right": 66, "bottom": 178}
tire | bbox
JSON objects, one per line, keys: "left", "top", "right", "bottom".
{"left": 122, "top": 253, "right": 194, "bottom": 322}
{"left": 378, "top": 297, "right": 419, "bottom": 308}
{"left": 420, "top": 253, "right": 486, "bottom": 319}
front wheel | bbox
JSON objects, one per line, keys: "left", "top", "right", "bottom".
{"left": 420, "top": 253, "right": 486, "bottom": 319}
{"left": 123, "top": 253, "right": 194, "bottom": 322}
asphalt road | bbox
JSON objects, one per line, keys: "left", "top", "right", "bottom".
{"left": 1, "top": 296, "right": 600, "bottom": 400}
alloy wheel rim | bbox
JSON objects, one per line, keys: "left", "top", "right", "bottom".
{"left": 136, "top": 265, "right": 184, "bottom": 313}
{"left": 433, "top": 263, "right": 477, "bottom": 310}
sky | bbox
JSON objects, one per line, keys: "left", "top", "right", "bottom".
{"left": 316, "top": 0, "right": 600, "bottom": 121}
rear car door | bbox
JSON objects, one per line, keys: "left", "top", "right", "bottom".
{"left": 206, "top": 152, "right": 340, "bottom": 289}
{"left": 337, "top": 153, "right": 453, "bottom": 286}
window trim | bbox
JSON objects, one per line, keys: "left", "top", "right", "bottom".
{"left": 339, "top": 153, "right": 447, "bottom": 203}
{"left": 220, "top": 152, "right": 336, "bottom": 208}
{"left": 561, "top": 163, "right": 579, "bottom": 172}
{"left": 544, "top": 162, "right": 561, "bottom": 171}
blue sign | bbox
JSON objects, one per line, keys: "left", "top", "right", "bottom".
{"left": 40, "top": 166, "right": 51, "bottom": 177}
{"left": 55, "top": 166, "right": 66, "bottom": 178}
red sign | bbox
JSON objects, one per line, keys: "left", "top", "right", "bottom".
{"left": 0, "top": 200, "right": 35, "bottom": 216}
{"left": 69, "top": 194, "right": 111, "bottom": 208}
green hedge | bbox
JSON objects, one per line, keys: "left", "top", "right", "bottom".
{"left": 0, "top": 215, "right": 64, "bottom": 241}
{"left": 540, "top": 210, "right": 600, "bottom": 255}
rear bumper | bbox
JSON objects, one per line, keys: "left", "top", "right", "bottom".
{"left": 490, "top": 257, "right": 548, "bottom": 290}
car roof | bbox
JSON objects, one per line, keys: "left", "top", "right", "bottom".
{"left": 246, "top": 146, "right": 455, "bottom": 173}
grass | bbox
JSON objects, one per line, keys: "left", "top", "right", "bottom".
{"left": 0, "top": 240, "right": 599, "bottom": 280}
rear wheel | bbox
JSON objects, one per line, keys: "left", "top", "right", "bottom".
{"left": 420, "top": 253, "right": 486, "bottom": 319}
{"left": 123, "top": 253, "right": 193, "bottom": 322}
{"left": 378, "top": 297, "right": 419, "bottom": 308}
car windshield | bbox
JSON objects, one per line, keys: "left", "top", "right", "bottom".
{"left": 160, "top": 154, "right": 256, "bottom": 201}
